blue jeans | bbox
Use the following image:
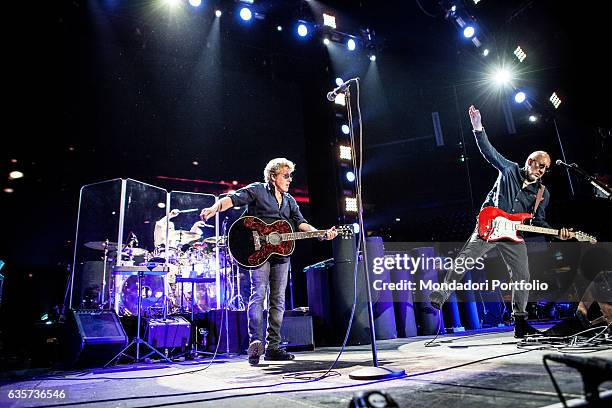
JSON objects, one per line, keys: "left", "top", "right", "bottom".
{"left": 248, "top": 260, "right": 289, "bottom": 349}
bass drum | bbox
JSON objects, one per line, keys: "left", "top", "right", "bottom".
{"left": 115, "top": 275, "right": 165, "bottom": 317}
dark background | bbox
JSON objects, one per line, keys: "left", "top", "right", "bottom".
{"left": 1, "top": 0, "right": 611, "bottom": 365}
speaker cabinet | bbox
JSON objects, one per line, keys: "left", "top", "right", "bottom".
{"left": 64, "top": 309, "right": 128, "bottom": 367}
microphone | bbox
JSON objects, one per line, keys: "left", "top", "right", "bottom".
{"left": 326, "top": 78, "right": 358, "bottom": 101}
{"left": 555, "top": 159, "right": 571, "bottom": 168}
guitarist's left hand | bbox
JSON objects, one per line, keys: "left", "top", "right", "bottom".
{"left": 324, "top": 226, "right": 338, "bottom": 240}
{"left": 558, "top": 227, "right": 574, "bottom": 240}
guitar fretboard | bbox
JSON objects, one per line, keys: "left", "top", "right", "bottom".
{"left": 280, "top": 230, "right": 327, "bottom": 241}
{"left": 516, "top": 224, "right": 559, "bottom": 236}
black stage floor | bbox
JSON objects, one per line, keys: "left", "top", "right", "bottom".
{"left": 2, "top": 329, "right": 611, "bottom": 408}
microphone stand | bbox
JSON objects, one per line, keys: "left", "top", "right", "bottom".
{"left": 563, "top": 162, "right": 612, "bottom": 200}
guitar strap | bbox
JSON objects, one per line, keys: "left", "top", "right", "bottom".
{"left": 532, "top": 184, "right": 545, "bottom": 216}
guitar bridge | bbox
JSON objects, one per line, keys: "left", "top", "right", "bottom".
{"left": 252, "top": 231, "right": 261, "bottom": 251}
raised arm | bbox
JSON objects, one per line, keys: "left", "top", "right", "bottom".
{"left": 469, "top": 105, "right": 514, "bottom": 171}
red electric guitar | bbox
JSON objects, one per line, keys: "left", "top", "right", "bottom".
{"left": 227, "top": 216, "right": 353, "bottom": 269}
{"left": 477, "top": 206, "right": 597, "bottom": 243}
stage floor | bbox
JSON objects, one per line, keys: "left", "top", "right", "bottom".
{"left": 2, "top": 328, "right": 611, "bottom": 408}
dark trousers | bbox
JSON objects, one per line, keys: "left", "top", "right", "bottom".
{"left": 440, "top": 230, "right": 530, "bottom": 316}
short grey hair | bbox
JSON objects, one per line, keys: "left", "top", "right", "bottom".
{"left": 525, "top": 151, "right": 551, "bottom": 167}
{"left": 264, "top": 158, "right": 295, "bottom": 183}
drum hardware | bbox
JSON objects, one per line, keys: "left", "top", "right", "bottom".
{"left": 84, "top": 240, "right": 115, "bottom": 309}
{"left": 106, "top": 265, "right": 173, "bottom": 366}
{"left": 170, "top": 230, "right": 203, "bottom": 246}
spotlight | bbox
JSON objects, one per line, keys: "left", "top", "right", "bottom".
{"left": 346, "top": 171, "right": 356, "bottom": 182}
{"left": 528, "top": 115, "right": 538, "bottom": 123}
{"left": 345, "top": 197, "right": 358, "bottom": 212}
{"left": 341, "top": 124, "right": 350, "bottom": 135}
{"left": 239, "top": 7, "right": 252, "bottom": 21}
{"left": 339, "top": 145, "right": 352, "bottom": 160}
{"left": 8, "top": 171, "right": 23, "bottom": 180}
{"left": 323, "top": 37, "right": 330, "bottom": 45}
{"left": 514, "top": 91, "right": 526, "bottom": 104}
{"left": 369, "top": 54, "right": 377, "bottom": 62}
{"left": 482, "top": 48, "right": 489, "bottom": 57}
{"left": 352, "top": 223, "right": 360, "bottom": 234}
{"left": 334, "top": 93, "right": 346, "bottom": 106}
{"left": 463, "top": 26, "right": 475, "bottom": 38}
{"left": 157, "top": 202, "right": 166, "bottom": 209}
{"left": 493, "top": 68, "right": 512, "bottom": 86}
{"left": 550, "top": 92, "right": 562, "bottom": 109}
{"left": 297, "top": 23, "right": 308, "bottom": 37}
{"left": 164, "top": 0, "right": 180, "bottom": 6}
{"left": 3, "top": 188, "right": 14, "bottom": 194}
{"left": 514, "top": 46, "right": 527, "bottom": 62}
{"left": 335, "top": 77, "right": 344, "bottom": 87}
{"left": 189, "top": 0, "right": 201, "bottom": 7}
{"left": 323, "top": 13, "right": 336, "bottom": 29}
{"left": 277, "top": 25, "right": 283, "bottom": 31}
{"left": 347, "top": 38, "right": 356, "bottom": 51}
{"left": 215, "top": 9, "right": 222, "bottom": 17}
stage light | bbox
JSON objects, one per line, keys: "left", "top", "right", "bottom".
{"left": 482, "top": 48, "right": 489, "bottom": 57}
{"left": 192, "top": 160, "right": 199, "bottom": 166}
{"left": 514, "top": 46, "right": 527, "bottom": 62}
{"left": 188, "top": 0, "right": 201, "bottom": 7}
{"left": 341, "top": 124, "right": 350, "bottom": 135}
{"left": 369, "top": 54, "right": 377, "bottom": 62}
{"left": 346, "top": 171, "right": 356, "bottom": 182}
{"left": 529, "top": 115, "right": 538, "bottom": 123}
{"left": 164, "top": 0, "right": 180, "bottom": 7}
{"left": 493, "top": 68, "right": 512, "bottom": 86}
{"left": 352, "top": 223, "right": 360, "bottom": 234}
{"left": 277, "top": 25, "right": 283, "bottom": 31}
{"left": 550, "top": 92, "right": 562, "bottom": 109}
{"left": 215, "top": 9, "right": 222, "bottom": 17}
{"left": 323, "top": 37, "right": 330, "bottom": 45}
{"left": 335, "top": 77, "right": 344, "bottom": 86}
{"left": 323, "top": 13, "right": 336, "bottom": 29}
{"left": 334, "top": 93, "right": 346, "bottom": 106}
{"left": 514, "top": 91, "right": 526, "bottom": 104}
{"left": 8, "top": 171, "right": 23, "bottom": 180}
{"left": 345, "top": 197, "right": 358, "bottom": 212}
{"left": 347, "top": 38, "right": 356, "bottom": 51}
{"left": 339, "top": 145, "right": 352, "bottom": 160}
{"left": 157, "top": 202, "right": 166, "bottom": 209}
{"left": 297, "top": 23, "right": 308, "bottom": 37}
{"left": 463, "top": 26, "right": 475, "bottom": 38}
{"left": 3, "top": 188, "right": 14, "bottom": 194}
{"left": 239, "top": 7, "right": 252, "bottom": 21}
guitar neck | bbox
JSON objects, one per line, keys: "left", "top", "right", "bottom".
{"left": 281, "top": 230, "right": 327, "bottom": 241}
{"left": 516, "top": 224, "right": 559, "bottom": 236}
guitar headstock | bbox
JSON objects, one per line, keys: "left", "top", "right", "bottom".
{"left": 574, "top": 231, "right": 597, "bottom": 243}
{"left": 337, "top": 225, "right": 355, "bottom": 237}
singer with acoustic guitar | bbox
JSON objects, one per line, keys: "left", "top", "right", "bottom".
{"left": 200, "top": 158, "right": 337, "bottom": 365}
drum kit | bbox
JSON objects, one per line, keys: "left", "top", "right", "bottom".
{"left": 83, "top": 230, "right": 233, "bottom": 319}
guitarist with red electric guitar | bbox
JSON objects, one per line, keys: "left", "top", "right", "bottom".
{"left": 429, "top": 105, "right": 587, "bottom": 338}
{"left": 200, "top": 158, "right": 338, "bottom": 365}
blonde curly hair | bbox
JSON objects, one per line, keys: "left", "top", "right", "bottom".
{"left": 264, "top": 158, "right": 295, "bottom": 183}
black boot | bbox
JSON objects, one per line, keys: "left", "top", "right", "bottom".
{"left": 264, "top": 347, "right": 295, "bottom": 361}
{"left": 514, "top": 315, "right": 540, "bottom": 338}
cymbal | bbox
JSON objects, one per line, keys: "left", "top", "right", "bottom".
{"left": 203, "top": 236, "right": 227, "bottom": 245}
{"left": 85, "top": 241, "right": 119, "bottom": 251}
{"left": 170, "top": 230, "right": 202, "bottom": 245}
{"left": 122, "top": 247, "right": 149, "bottom": 256}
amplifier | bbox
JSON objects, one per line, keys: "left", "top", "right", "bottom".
{"left": 64, "top": 309, "right": 128, "bottom": 368}
{"left": 145, "top": 316, "right": 191, "bottom": 349}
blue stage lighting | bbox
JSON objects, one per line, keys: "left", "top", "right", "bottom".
{"left": 352, "top": 223, "right": 360, "bottom": 234}
{"left": 347, "top": 38, "right": 356, "bottom": 51}
{"left": 369, "top": 54, "right": 377, "bottom": 62}
{"left": 189, "top": 0, "right": 202, "bottom": 7}
{"left": 239, "top": 7, "right": 252, "bottom": 21}
{"left": 514, "top": 91, "right": 526, "bottom": 103}
{"left": 297, "top": 23, "right": 308, "bottom": 37}
{"left": 335, "top": 77, "right": 344, "bottom": 86}
{"left": 341, "top": 124, "right": 350, "bottom": 135}
{"left": 463, "top": 26, "right": 475, "bottom": 38}
{"left": 346, "top": 171, "right": 356, "bottom": 182}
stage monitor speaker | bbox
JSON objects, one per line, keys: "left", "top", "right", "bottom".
{"left": 64, "top": 309, "right": 128, "bottom": 367}
{"left": 279, "top": 313, "right": 315, "bottom": 351}
{"left": 145, "top": 316, "right": 190, "bottom": 349}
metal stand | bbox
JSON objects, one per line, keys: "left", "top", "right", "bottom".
{"left": 106, "top": 270, "right": 171, "bottom": 366}
{"left": 100, "top": 239, "right": 110, "bottom": 309}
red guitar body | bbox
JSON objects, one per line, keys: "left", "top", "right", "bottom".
{"left": 477, "top": 206, "right": 532, "bottom": 242}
